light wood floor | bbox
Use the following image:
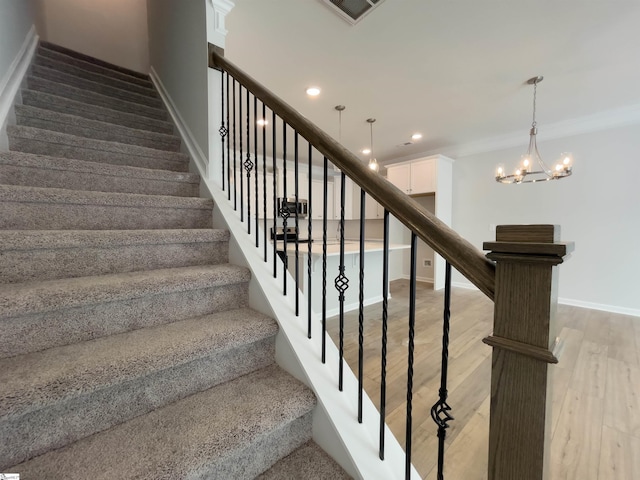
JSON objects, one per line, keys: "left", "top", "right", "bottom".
{"left": 327, "top": 279, "right": 640, "bottom": 479}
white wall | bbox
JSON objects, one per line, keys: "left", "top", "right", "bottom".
{"left": 452, "top": 123, "right": 640, "bottom": 315}
{"left": 147, "top": 0, "right": 209, "bottom": 165}
{"left": 0, "top": 0, "right": 40, "bottom": 149}
{"left": 38, "top": 0, "right": 149, "bottom": 73}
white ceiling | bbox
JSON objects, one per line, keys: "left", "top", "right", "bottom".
{"left": 225, "top": 0, "right": 640, "bottom": 166}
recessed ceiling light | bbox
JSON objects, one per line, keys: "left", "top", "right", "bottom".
{"left": 306, "top": 87, "right": 321, "bottom": 96}
{"left": 256, "top": 119, "right": 269, "bottom": 126}
{"left": 411, "top": 133, "right": 423, "bottom": 141}
{"left": 361, "top": 148, "right": 371, "bottom": 155}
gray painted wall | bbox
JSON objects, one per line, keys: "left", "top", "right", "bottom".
{"left": 0, "top": 1, "right": 37, "bottom": 78}
{"left": 147, "top": 0, "right": 209, "bottom": 161}
{"left": 452, "top": 123, "right": 640, "bottom": 314}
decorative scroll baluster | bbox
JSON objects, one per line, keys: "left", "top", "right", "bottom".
{"left": 307, "top": 143, "right": 313, "bottom": 339}
{"left": 379, "top": 208, "right": 390, "bottom": 460}
{"left": 321, "top": 156, "right": 328, "bottom": 364}
{"left": 254, "top": 95, "right": 259, "bottom": 246}
{"left": 226, "top": 73, "right": 230, "bottom": 201}
{"left": 272, "top": 110, "right": 277, "bottom": 278}
{"left": 281, "top": 123, "right": 288, "bottom": 295}
{"left": 232, "top": 79, "right": 237, "bottom": 209}
{"left": 358, "top": 188, "right": 366, "bottom": 423}
{"left": 219, "top": 71, "right": 227, "bottom": 192}
{"left": 244, "top": 87, "right": 253, "bottom": 232}
{"left": 262, "top": 103, "right": 267, "bottom": 261}
{"left": 406, "top": 232, "right": 418, "bottom": 479}
{"left": 431, "top": 261, "right": 454, "bottom": 480}
{"left": 294, "top": 133, "right": 300, "bottom": 316}
{"left": 335, "top": 171, "right": 349, "bottom": 391}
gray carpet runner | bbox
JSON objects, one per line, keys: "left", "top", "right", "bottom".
{"left": 0, "top": 41, "right": 349, "bottom": 479}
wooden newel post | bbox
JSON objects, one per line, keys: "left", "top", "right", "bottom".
{"left": 483, "top": 225, "right": 573, "bottom": 480}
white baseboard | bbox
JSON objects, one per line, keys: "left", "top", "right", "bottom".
{"left": 401, "top": 274, "right": 434, "bottom": 284}
{"left": 149, "top": 67, "right": 208, "bottom": 177}
{"left": 451, "top": 281, "right": 639, "bottom": 317}
{"left": 324, "top": 295, "right": 384, "bottom": 318}
{"left": 0, "top": 25, "right": 39, "bottom": 151}
{"left": 558, "top": 298, "right": 640, "bottom": 318}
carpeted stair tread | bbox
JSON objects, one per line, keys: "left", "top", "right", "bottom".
{"left": 9, "top": 364, "right": 316, "bottom": 479}
{"left": 0, "top": 228, "right": 227, "bottom": 251}
{"left": 27, "top": 75, "right": 167, "bottom": 121}
{"left": 0, "top": 307, "right": 277, "bottom": 420}
{"left": 8, "top": 125, "right": 189, "bottom": 172}
{"left": 257, "top": 441, "right": 352, "bottom": 479}
{"left": 0, "top": 229, "right": 229, "bottom": 283}
{"left": 0, "top": 184, "right": 211, "bottom": 210}
{"left": 0, "top": 309, "right": 278, "bottom": 468}
{"left": 31, "top": 64, "right": 164, "bottom": 109}
{"left": 22, "top": 89, "right": 174, "bottom": 134}
{"left": 34, "top": 54, "right": 158, "bottom": 98}
{"left": 0, "top": 151, "right": 197, "bottom": 196}
{"left": 15, "top": 104, "right": 180, "bottom": 151}
{"left": 39, "top": 41, "right": 151, "bottom": 82}
{"left": 0, "top": 264, "right": 249, "bottom": 320}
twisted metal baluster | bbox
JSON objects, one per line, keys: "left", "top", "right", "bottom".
{"left": 262, "top": 103, "right": 267, "bottom": 261}
{"left": 272, "top": 110, "right": 277, "bottom": 278}
{"left": 294, "top": 133, "right": 300, "bottom": 316}
{"left": 232, "top": 79, "right": 237, "bottom": 209}
{"left": 254, "top": 95, "right": 258, "bottom": 246}
{"left": 335, "top": 171, "right": 349, "bottom": 391}
{"left": 239, "top": 84, "right": 243, "bottom": 220}
{"left": 244, "top": 87, "right": 253, "bottom": 232}
{"left": 358, "top": 188, "right": 365, "bottom": 422}
{"left": 430, "top": 261, "right": 454, "bottom": 480}
{"left": 280, "top": 123, "right": 288, "bottom": 295}
{"left": 226, "top": 73, "right": 230, "bottom": 201}
{"left": 307, "top": 143, "right": 313, "bottom": 339}
{"left": 321, "top": 156, "right": 328, "bottom": 363}
{"left": 405, "top": 232, "right": 417, "bottom": 479}
{"left": 379, "top": 208, "right": 390, "bottom": 460}
{"left": 219, "top": 70, "right": 227, "bottom": 192}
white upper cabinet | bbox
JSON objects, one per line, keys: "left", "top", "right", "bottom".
{"left": 386, "top": 157, "right": 438, "bottom": 195}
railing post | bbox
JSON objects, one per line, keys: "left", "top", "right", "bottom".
{"left": 483, "top": 224, "right": 573, "bottom": 480}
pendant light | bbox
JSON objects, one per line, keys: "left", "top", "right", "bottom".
{"left": 495, "top": 76, "right": 573, "bottom": 184}
{"left": 367, "top": 118, "right": 379, "bottom": 172}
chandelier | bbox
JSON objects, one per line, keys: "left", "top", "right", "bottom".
{"left": 496, "top": 76, "right": 573, "bottom": 184}
{"left": 366, "top": 118, "right": 379, "bottom": 172}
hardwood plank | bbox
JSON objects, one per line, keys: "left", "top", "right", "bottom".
{"left": 604, "top": 358, "right": 640, "bottom": 438}
{"left": 569, "top": 340, "right": 608, "bottom": 398}
{"left": 549, "top": 388, "right": 604, "bottom": 480}
{"left": 598, "top": 426, "right": 640, "bottom": 480}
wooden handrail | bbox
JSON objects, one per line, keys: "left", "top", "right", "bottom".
{"left": 210, "top": 44, "right": 496, "bottom": 300}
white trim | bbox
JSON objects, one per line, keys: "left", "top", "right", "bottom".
{"left": 452, "top": 281, "right": 639, "bottom": 317}
{"left": 0, "top": 25, "right": 39, "bottom": 150}
{"left": 558, "top": 297, "right": 640, "bottom": 318}
{"left": 384, "top": 102, "right": 640, "bottom": 162}
{"left": 149, "top": 67, "right": 208, "bottom": 176}
{"left": 323, "top": 295, "right": 384, "bottom": 318}
{"left": 401, "top": 274, "right": 434, "bottom": 284}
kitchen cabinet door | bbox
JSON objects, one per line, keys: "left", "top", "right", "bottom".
{"left": 311, "top": 179, "right": 334, "bottom": 220}
{"left": 410, "top": 158, "right": 436, "bottom": 194}
{"left": 386, "top": 163, "right": 411, "bottom": 194}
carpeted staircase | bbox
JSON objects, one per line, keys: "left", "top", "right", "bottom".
{"left": 0, "top": 41, "right": 350, "bottom": 479}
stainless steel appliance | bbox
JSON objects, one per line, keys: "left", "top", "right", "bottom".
{"left": 276, "top": 197, "right": 308, "bottom": 218}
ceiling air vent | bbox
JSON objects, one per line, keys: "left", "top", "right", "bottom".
{"left": 321, "top": 0, "right": 385, "bottom": 25}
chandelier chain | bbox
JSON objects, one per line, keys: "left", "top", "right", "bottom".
{"left": 532, "top": 81, "right": 537, "bottom": 127}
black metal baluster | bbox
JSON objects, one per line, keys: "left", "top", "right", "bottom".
{"left": 307, "top": 143, "right": 312, "bottom": 339}
{"left": 226, "top": 73, "right": 230, "bottom": 201}
{"left": 262, "top": 104, "right": 267, "bottom": 261}
{"left": 239, "top": 85, "right": 244, "bottom": 221}
{"left": 254, "top": 95, "right": 259, "bottom": 247}
{"left": 405, "top": 232, "right": 418, "bottom": 479}
{"left": 379, "top": 208, "right": 390, "bottom": 460}
{"left": 321, "top": 156, "right": 328, "bottom": 363}
{"left": 294, "top": 133, "right": 300, "bottom": 316}
{"left": 272, "top": 111, "right": 277, "bottom": 278}
{"left": 335, "top": 171, "right": 348, "bottom": 391}
{"left": 281, "top": 123, "right": 288, "bottom": 295}
{"left": 430, "top": 261, "right": 454, "bottom": 480}
{"left": 358, "top": 188, "right": 365, "bottom": 422}
{"left": 219, "top": 71, "right": 227, "bottom": 192}
{"left": 244, "top": 87, "right": 252, "bottom": 232}
{"left": 232, "top": 79, "right": 237, "bottom": 209}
